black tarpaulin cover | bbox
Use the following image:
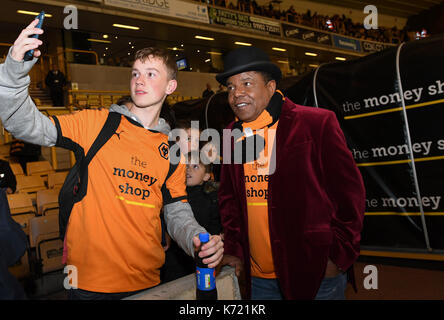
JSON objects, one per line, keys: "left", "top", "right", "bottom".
{"left": 283, "top": 34, "right": 444, "bottom": 252}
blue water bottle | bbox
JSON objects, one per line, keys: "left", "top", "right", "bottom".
{"left": 195, "top": 232, "right": 218, "bottom": 300}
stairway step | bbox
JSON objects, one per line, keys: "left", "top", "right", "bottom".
{"left": 29, "top": 85, "right": 55, "bottom": 107}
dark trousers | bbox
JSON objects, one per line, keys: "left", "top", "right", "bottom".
{"left": 0, "top": 259, "right": 27, "bottom": 300}
{"left": 160, "top": 242, "right": 194, "bottom": 283}
{"left": 50, "top": 88, "right": 64, "bottom": 106}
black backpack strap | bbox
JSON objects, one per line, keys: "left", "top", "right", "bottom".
{"left": 78, "top": 111, "right": 121, "bottom": 191}
{"left": 84, "top": 111, "right": 121, "bottom": 165}
{"left": 161, "top": 141, "right": 188, "bottom": 204}
{"left": 58, "top": 111, "right": 121, "bottom": 240}
{"left": 53, "top": 111, "right": 121, "bottom": 162}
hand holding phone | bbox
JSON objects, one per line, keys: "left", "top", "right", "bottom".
{"left": 23, "top": 11, "right": 45, "bottom": 61}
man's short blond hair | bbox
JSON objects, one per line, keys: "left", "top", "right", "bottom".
{"left": 133, "top": 47, "right": 178, "bottom": 80}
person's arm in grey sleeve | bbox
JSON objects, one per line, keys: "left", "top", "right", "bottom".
{"left": 163, "top": 201, "right": 206, "bottom": 257}
{"left": 0, "top": 22, "right": 57, "bottom": 147}
{"left": 164, "top": 200, "right": 224, "bottom": 269}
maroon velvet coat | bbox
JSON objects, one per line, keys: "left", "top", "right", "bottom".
{"left": 218, "top": 97, "right": 365, "bottom": 299}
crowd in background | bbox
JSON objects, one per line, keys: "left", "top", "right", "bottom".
{"left": 197, "top": 0, "right": 424, "bottom": 44}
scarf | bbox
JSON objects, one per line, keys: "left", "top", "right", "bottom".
{"left": 231, "top": 91, "right": 284, "bottom": 164}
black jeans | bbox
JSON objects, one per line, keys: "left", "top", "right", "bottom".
{"left": 50, "top": 88, "right": 64, "bottom": 106}
{"left": 67, "top": 287, "right": 148, "bottom": 300}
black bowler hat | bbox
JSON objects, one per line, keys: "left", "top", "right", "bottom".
{"left": 216, "top": 46, "right": 282, "bottom": 86}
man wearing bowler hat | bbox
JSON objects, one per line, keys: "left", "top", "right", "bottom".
{"left": 217, "top": 46, "right": 366, "bottom": 299}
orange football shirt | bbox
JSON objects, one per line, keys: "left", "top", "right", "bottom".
{"left": 51, "top": 109, "right": 186, "bottom": 292}
{"left": 242, "top": 113, "right": 279, "bottom": 279}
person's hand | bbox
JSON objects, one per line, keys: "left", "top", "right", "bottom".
{"left": 193, "top": 234, "right": 224, "bottom": 268}
{"left": 6, "top": 187, "right": 13, "bottom": 194}
{"left": 324, "top": 258, "right": 342, "bottom": 278}
{"left": 11, "top": 18, "right": 44, "bottom": 62}
{"left": 221, "top": 254, "right": 243, "bottom": 277}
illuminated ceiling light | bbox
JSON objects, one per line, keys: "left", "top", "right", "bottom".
{"left": 235, "top": 41, "right": 252, "bottom": 46}
{"left": 335, "top": 57, "right": 346, "bottom": 61}
{"left": 167, "top": 47, "right": 184, "bottom": 51}
{"left": 272, "top": 47, "right": 286, "bottom": 52}
{"left": 207, "top": 51, "right": 222, "bottom": 55}
{"left": 205, "top": 59, "right": 211, "bottom": 62}
{"left": 277, "top": 60, "right": 289, "bottom": 64}
{"left": 105, "top": 47, "right": 108, "bottom": 50}
{"left": 309, "top": 64, "right": 319, "bottom": 68}
{"left": 195, "top": 35, "right": 214, "bottom": 41}
{"left": 131, "top": 46, "right": 135, "bottom": 49}
{"left": 181, "top": 44, "right": 184, "bottom": 47}
{"left": 87, "top": 38, "right": 112, "bottom": 44}
{"left": 113, "top": 24, "right": 140, "bottom": 30}
{"left": 103, "top": 34, "right": 109, "bottom": 39}
{"left": 305, "top": 52, "right": 318, "bottom": 57}
{"left": 17, "top": 10, "right": 52, "bottom": 17}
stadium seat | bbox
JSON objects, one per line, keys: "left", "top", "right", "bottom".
{"left": 87, "top": 95, "right": 101, "bottom": 108}
{"left": 166, "top": 96, "right": 177, "bottom": 105}
{"left": 2, "top": 130, "right": 12, "bottom": 144}
{"left": 47, "top": 171, "right": 68, "bottom": 189}
{"left": 101, "top": 95, "right": 113, "bottom": 107}
{"left": 0, "top": 144, "right": 10, "bottom": 157}
{"left": 16, "top": 175, "right": 47, "bottom": 197}
{"left": 112, "top": 95, "right": 123, "bottom": 104}
{"left": 26, "top": 160, "right": 55, "bottom": 182}
{"left": 29, "top": 215, "right": 64, "bottom": 274}
{"left": 7, "top": 192, "right": 36, "bottom": 214}
{"left": 10, "top": 163, "right": 25, "bottom": 176}
{"left": 7, "top": 193, "right": 37, "bottom": 235}
{"left": 75, "top": 94, "right": 88, "bottom": 108}
{"left": 36, "top": 188, "right": 60, "bottom": 216}
{"left": 45, "top": 108, "right": 71, "bottom": 116}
